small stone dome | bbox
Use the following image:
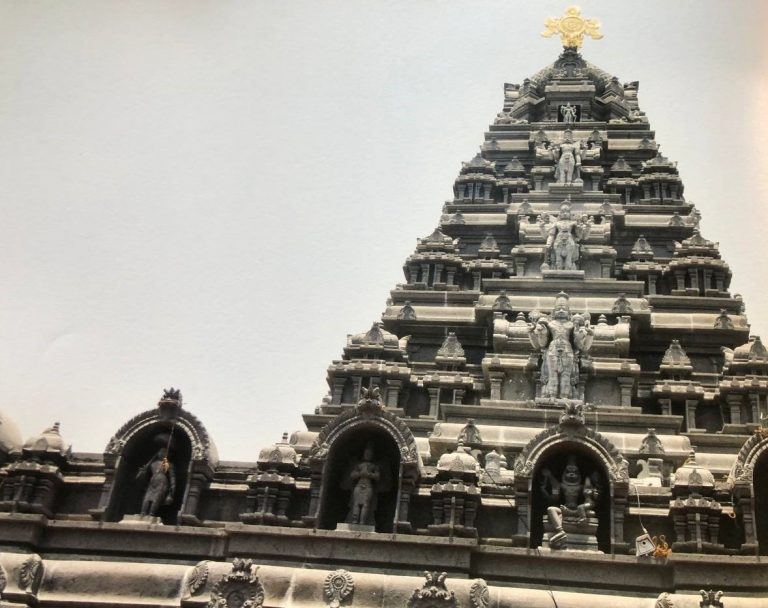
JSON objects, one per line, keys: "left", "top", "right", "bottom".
{"left": 257, "top": 432, "right": 299, "bottom": 471}
{"left": 0, "top": 409, "right": 23, "bottom": 462}
{"left": 22, "top": 422, "right": 70, "bottom": 458}
{"left": 437, "top": 443, "right": 479, "bottom": 480}
{"left": 673, "top": 453, "right": 715, "bottom": 491}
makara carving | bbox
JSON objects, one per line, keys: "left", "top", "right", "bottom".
{"left": 407, "top": 572, "right": 457, "bottom": 608}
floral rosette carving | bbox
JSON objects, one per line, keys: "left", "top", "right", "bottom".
{"left": 323, "top": 569, "right": 354, "bottom": 608}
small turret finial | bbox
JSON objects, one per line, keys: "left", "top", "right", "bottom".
{"left": 541, "top": 5, "right": 604, "bottom": 49}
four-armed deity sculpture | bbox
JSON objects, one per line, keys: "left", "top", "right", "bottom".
{"left": 529, "top": 292, "right": 594, "bottom": 400}
{"left": 539, "top": 455, "right": 600, "bottom": 550}
{"left": 539, "top": 201, "right": 592, "bottom": 271}
{"left": 135, "top": 435, "right": 176, "bottom": 518}
{"left": 560, "top": 102, "right": 577, "bottom": 125}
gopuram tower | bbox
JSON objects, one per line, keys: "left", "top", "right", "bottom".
{"left": 0, "top": 6, "right": 767, "bottom": 608}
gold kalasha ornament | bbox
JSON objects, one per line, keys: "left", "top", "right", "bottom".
{"left": 542, "top": 5, "right": 604, "bottom": 49}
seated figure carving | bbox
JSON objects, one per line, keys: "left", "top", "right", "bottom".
{"left": 539, "top": 456, "right": 599, "bottom": 550}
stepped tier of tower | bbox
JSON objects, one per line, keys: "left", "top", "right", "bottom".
{"left": 2, "top": 46, "right": 768, "bottom": 606}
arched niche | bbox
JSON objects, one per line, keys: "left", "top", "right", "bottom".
{"left": 528, "top": 444, "right": 611, "bottom": 552}
{"left": 318, "top": 426, "right": 401, "bottom": 532}
{"left": 305, "top": 398, "right": 421, "bottom": 533}
{"left": 91, "top": 404, "right": 218, "bottom": 525}
{"left": 513, "top": 407, "right": 630, "bottom": 553}
{"left": 729, "top": 432, "right": 768, "bottom": 554}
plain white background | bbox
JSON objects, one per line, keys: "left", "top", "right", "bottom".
{"left": 0, "top": 1, "right": 766, "bottom": 459}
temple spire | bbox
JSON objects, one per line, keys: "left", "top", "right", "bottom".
{"left": 541, "top": 5, "right": 604, "bottom": 49}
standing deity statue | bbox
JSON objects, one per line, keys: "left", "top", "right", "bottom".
{"left": 553, "top": 130, "right": 582, "bottom": 185}
{"left": 539, "top": 202, "right": 592, "bottom": 271}
{"left": 539, "top": 456, "right": 599, "bottom": 549}
{"left": 529, "top": 292, "right": 594, "bottom": 399}
{"left": 346, "top": 443, "right": 381, "bottom": 526}
{"left": 135, "top": 438, "right": 176, "bottom": 517}
{"left": 560, "top": 103, "right": 578, "bottom": 125}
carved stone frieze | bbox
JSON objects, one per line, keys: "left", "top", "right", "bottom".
{"left": 208, "top": 559, "right": 264, "bottom": 608}
{"left": 18, "top": 553, "right": 42, "bottom": 593}
{"left": 407, "top": 572, "right": 457, "bottom": 608}
{"left": 469, "top": 578, "right": 490, "bottom": 608}
{"left": 655, "top": 592, "right": 674, "bottom": 608}
{"left": 699, "top": 590, "right": 724, "bottom": 608}
{"left": 187, "top": 560, "right": 210, "bottom": 596}
{"left": 323, "top": 569, "right": 354, "bottom": 608}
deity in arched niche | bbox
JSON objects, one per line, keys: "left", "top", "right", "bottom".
{"left": 345, "top": 443, "right": 381, "bottom": 526}
{"left": 539, "top": 202, "right": 592, "bottom": 271}
{"left": 539, "top": 456, "right": 599, "bottom": 549}
{"left": 135, "top": 435, "right": 176, "bottom": 517}
{"left": 529, "top": 292, "right": 594, "bottom": 399}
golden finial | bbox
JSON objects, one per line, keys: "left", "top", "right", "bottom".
{"left": 541, "top": 5, "right": 604, "bottom": 49}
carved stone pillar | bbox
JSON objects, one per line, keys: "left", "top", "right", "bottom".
{"left": 409, "top": 266, "right": 419, "bottom": 284}
{"left": 421, "top": 264, "right": 430, "bottom": 285}
{"left": 445, "top": 267, "right": 455, "bottom": 286}
{"left": 617, "top": 377, "right": 634, "bottom": 407}
{"left": 453, "top": 388, "right": 466, "bottom": 405}
{"left": 428, "top": 387, "right": 440, "bottom": 418}
{"left": 647, "top": 272, "right": 658, "bottom": 295}
{"left": 685, "top": 399, "right": 698, "bottom": 431}
{"left": 489, "top": 373, "right": 504, "bottom": 400}
{"left": 331, "top": 378, "right": 346, "bottom": 405}
{"left": 659, "top": 398, "right": 671, "bottom": 417}
{"left": 674, "top": 271, "right": 686, "bottom": 291}
{"left": 385, "top": 380, "right": 403, "bottom": 408}
{"left": 703, "top": 269, "right": 712, "bottom": 292}
{"left": 515, "top": 260, "right": 526, "bottom": 276}
{"left": 750, "top": 393, "right": 761, "bottom": 424}
{"left": 502, "top": 187, "right": 509, "bottom": 203}
{"left": 688, "top": 269, "right": 699, "bottom": 294}
{"left": 715, "top": 273, "right": 725, "bottom": 291}
{"left": 434, "top": 264, "right": 444, "bottom": 285}
{"left": 179, "top": 470, "right": 209, "bottom": 526}
{"left": 727, "top": 394, "right": 743, "bottom": 425}
{"left": 472, "top": 272, "right": 481, "bottom": 290}
{"left": 395, "top": 475, "right": 415, "bottom": 533}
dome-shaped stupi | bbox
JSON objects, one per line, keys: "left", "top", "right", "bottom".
{"left": 23, "top": 421, "right": 69, "bottom": 459}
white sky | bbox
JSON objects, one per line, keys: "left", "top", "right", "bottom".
{"left": 0, "top": 1, "right": 766, "bottom": 460}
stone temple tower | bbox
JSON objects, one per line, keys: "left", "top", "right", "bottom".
{"left": 1, "top": 6, "right": 767, "bottom": 608}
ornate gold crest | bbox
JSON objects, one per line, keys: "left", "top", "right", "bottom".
{"left": 542, "top": 5, "right": 604, "bottom": 49}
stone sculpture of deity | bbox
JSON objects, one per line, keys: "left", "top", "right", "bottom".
{"left": 346, "top": 443, "right": 381, "bottom": 526}
{"left": 553, "top": 130, "right": 582, "bottom": 185}
{"left": 560, "top": 103, "right": 577, "bottom": 125}
{"left": 539, "top": 202, "right": 592, "bottom": 271}
{"left": 529, "top": 292, "right": 594, "bottom": 400}
{"left": 135, "top": 439, "right": 176, "bottom": 518}
{"left": 539, "top": 456, "right": 599, "bottom": 549}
